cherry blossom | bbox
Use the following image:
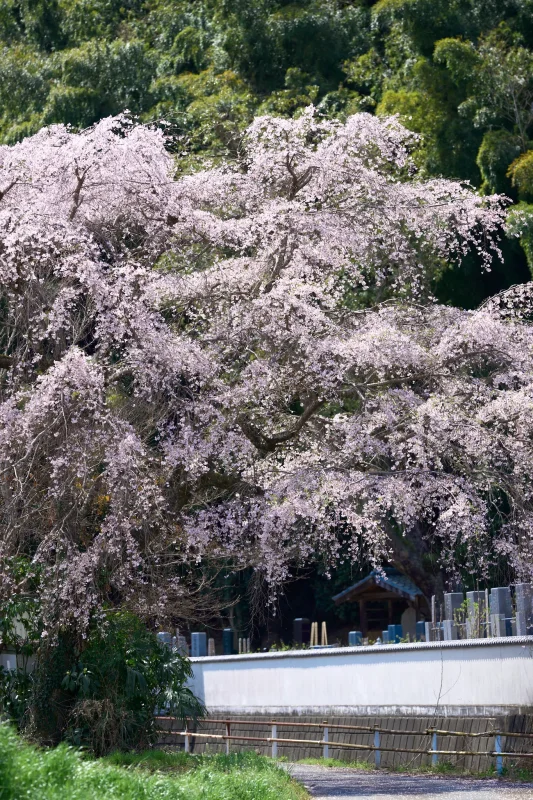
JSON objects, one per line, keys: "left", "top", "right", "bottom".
{"left": 0, "top": 110, "right": 524, "bottom": 634}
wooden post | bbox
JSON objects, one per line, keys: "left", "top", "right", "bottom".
{"left": 431, "top": 731, "right": 438, "bottom": 767}
{"left": 321, "top": 621, "right": 328, "bottom": 646}
{"left": 225, "top": 720, "right": 231, "bottom": 755}
{"left": 359, "top": 600, "right": 368, "bottom": 637}
{"left": 323, "top": 721, "right": 329, "bottom": 759}
{"left": 485, "top": 588, "right": 491, "bottom": 637}
{"left": 310, "top": 621, "right": 318, "bottom": 646}
{"left": 387, "top": 599, "right": 394, "bottom": 626}
{"left": 271, "top": 721, "right": 278, "bottom": 758}
{"left": 374, "top": 729, "right": 381, "bottom": 768}
{"left": 495, "top": 731, "right": 503, "bottom": 775}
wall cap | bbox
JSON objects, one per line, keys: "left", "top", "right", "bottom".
{"left": 190, "top": 636, "right": 533, "bottom": 663}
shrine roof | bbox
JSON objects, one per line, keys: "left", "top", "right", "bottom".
{"left": 332, "top": 568, "right": 423, "bottom": 605}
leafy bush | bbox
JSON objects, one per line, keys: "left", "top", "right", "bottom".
{"left": 0, "top": 666, "right": 33, "bottom": 726}
{"left": 60, "top": 612, "right": 205, "bottom": 755}
{"left": 0, "top": 608, "right": 204, "bottom": 755}
{"left": 508, "top": 150, "right": 533, "bottom": 200}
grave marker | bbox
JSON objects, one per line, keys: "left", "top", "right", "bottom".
{"left": 515, "top": 583, "right": 533, "bottom": 636}
{"left": 490, "top": 614, "right": 507, "bottom": 638}
{"left": 466, "top": 591, "right": 486, "bottom": 638}
{"left": 191, "top": 632, "right": 207, "bottom": 657}
{"left": 444, "top": 592, "right": 464, "bottom": 623}
{"left": 401, "top": 607, "right": 417, "bottom": 640}
{"left": 443, "top": 619, "right": 459, "bottom": 640}
{"left": 293, "top": 618, "right": 310, "bottom": 646}
{"left": 490, "top": 587, "right": 512, "bottom": 619}
{"left": 348, "top": 631, "right": 362, "bottom": 646}
{"left": 222, "top": 628, "right": 234, "bottom": 655}
{"left": 388, "top": 624, "right": 403, "bottom": 643}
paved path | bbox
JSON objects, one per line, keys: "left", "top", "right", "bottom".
{"left": 288, "top": 764, "right": 533, "bottom": 800}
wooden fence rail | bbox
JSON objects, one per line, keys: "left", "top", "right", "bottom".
{"left": 156, "top": 717, "right": 533, "bottom": 775}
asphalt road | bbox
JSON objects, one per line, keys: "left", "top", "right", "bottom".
{"left": 288, "top": 764, "right": 533, "bottom": 800}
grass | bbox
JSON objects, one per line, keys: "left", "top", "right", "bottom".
{"left": 296, "top": 755, "right": 533, "bottom": 781}
{"left": 103, "top": 749, "right": 194, "bottom": 773}
{"left": 0, "top": 724, "right": 308, "bottom": 800}
{"left": 296, "top": 757, "right": 373, "bottom": 769}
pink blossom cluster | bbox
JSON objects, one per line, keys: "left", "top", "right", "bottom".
{"left": 0, "top": 109, "right": 525, "bottom": 634}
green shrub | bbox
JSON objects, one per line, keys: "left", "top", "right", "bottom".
{"left": 0, "top": 608, "right": 204, "bottom": 755}
{"left": 59, "top": 612, "right": 205, "bottom": 755}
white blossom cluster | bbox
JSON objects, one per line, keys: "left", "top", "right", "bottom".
{"left": 0, "top": 110, "right": 523, "bottom": 634}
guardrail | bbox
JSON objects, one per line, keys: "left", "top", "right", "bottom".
{"left": 156, "top": 717, "right": 533, "bottom": 775}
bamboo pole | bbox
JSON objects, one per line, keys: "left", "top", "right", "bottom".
{"left": 310, "top": 621, "right": 318, "bottom": 646}
{"left": 159, "top": 717, "right": 533, "bottom": 739}
{"left": 321, "top": 621, "right": 328, "bottom": 646}
{"left": 165, "top": 730, "right": 524, "bottom": 758}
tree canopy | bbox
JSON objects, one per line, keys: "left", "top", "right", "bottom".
{"left": 2, "top": 111, "right": 532, "bottom": 636}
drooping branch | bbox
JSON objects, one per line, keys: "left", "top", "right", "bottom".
{"left": 69, "top": 166, "right": 90, "bottom": 221}
{"left": 285, "top": 154, "right": 317, "bottom": 200}
{"left": 0, "top": 179, "right": 18, "bottom": 202}
{"left": 238, "top": 397, "right": 325, "bottom": 454}
{"left": 263, "top": 235, "right": 294, "bottom": 294}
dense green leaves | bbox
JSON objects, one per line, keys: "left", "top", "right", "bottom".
{"left": 59, "top": 612, "right": 204, "bottom": 755}
{"left": 0, "top": 606, "right": 204, "bottom": 754}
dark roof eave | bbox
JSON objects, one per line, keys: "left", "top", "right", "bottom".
{"left": 332, "top": 572, "right": 422, "bottom": 605}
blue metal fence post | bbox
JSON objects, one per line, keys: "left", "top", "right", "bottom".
{"left": 495, "top": 732, "right": 503, "bottom": 775}
{"left": 431, "top": 731, "right": 438, "bottom": 767}
{"left": 224, "top": 720, "right": 231, "bottom": 755}
{"left": 271, "top": 721, "right": 278, "bottom": 758}
{"left": 374, "top": 729, "right": 381, "bottom": 768}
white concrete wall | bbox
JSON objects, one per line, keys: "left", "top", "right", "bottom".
{"left": 190, "top": 637, "right": 533, "bottom": 717}
{"left": 0, "top": 652, "right": 17, "bottom": 671}
{"left": 0, "top": 651, "right": 35, "bottom": 672}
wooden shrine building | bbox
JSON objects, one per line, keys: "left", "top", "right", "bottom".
{"left": 332, "top": 568, "right": 428, "bottom": 638}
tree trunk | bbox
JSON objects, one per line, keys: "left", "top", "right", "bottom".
{"left": 386, "top": 524, "right": 446, "bottom": 610}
